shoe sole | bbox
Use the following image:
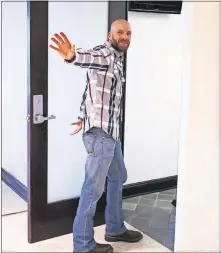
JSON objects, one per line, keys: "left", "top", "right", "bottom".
{"left": 105, "top": 234, "right": 143, "bottom": 243}
{"left": 91, "top": 248, "right": 114, "bottom": 253}
{"left": 74, "top": 247, "right": 114, "bottom": 253}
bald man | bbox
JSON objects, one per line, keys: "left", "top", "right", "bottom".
{"left": 50, "top": 19, "right": 143, "bottom": 253}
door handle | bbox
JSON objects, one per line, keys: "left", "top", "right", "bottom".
{"left": 34, "top": 114, "right": 56, "bottom": 124}
{"left": 33, "top": 95, "right": 56, "bottom": 124}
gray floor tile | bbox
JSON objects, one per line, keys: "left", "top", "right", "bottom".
{"left": 171, "top": 207, "right": 176, "bottom": 214}
{"left": 165, "top": 243, "right": 174, "bottom": 251}
{"left": 150, "top": 213, "right": 170, "bottom": 229}
{"left": 123, "top": 196, "right": 140, "bottom": 204}
{"left": 158, "top": 194, "right": 174, "bottom": 201}
{"left": 133, "top": 204, "right": 154, "bottom": 219}
{"left": 147, "top": 227, "right": 170, "bottom": 235}
{"left": 156, "top": 200, "right": 173, "bottom": 210}
{"left": 169, "top": 214, "right": 176, "bottom": 223}
{"left": 168, "top": 222, "right": 175, "bottom": 230}
{"left": 129, "top": 217, "right": 150, "bottom": 232}
{"left": 123, "top": 209, "right": 136, "bottom": 217}
{"left": 139, "top": 197, "right": 156, "bottom": 206}
{"left": 122, "top": 202, "right": 137, "bottom": 211}
{"left": 140, "top": 193, "right": 158, "bottom": 200}
{"left": 124, "top": 216, "right": 132, "bottom": 223}
{"left": 152, "top": 206, "right": 171, "bottom": 217}
{"left": 148, "top": 231, "right": 166, "bottom": 245}
{"left": 164, "top": 231, "right": 175, "bottom": 245}
{"left": 160, "top": 189, "right": 176, "bottom": 195}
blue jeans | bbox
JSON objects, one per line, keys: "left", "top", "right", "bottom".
{"left": 73, "top": 127, "right": 127, "bottom": 252}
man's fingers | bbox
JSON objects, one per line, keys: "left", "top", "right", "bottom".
{"left": 60, "top": 32, "right": 70, "bottom": 44}
{"left": 54, "top": 33, "right": 65, "bottom": 44}
{"left": 71, "top": 122, "right": 80, "bottom": 125}
{"left": 71, "top": 128, "right": 81, "bottom": 135}
{"left": 71, "top": 120, "right": 82, "bottom": 125}
{"left": 49, "top": 44, "right": 59, "bottom": 51}
{"left": 51, "top": 37, "right": 60, "bottom": 47}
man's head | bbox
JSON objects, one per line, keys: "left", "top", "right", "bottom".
{"left": 108, "top": 19, "right": 131, "bottom": 53}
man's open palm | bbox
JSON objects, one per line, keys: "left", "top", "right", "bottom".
{"left": 49, "top": 32, "right": 75, "bottom": 60}
{"left": 70, "top": 120, "right": 83, "bottom": 135}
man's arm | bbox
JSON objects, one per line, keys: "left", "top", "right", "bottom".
{"left": 49, "top": 32, "right": 110, "bottom": 70}
{"left": 65, "top": 47, "right": 111, "bottom": 71}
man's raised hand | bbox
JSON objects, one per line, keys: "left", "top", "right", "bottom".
{"left": 49, "top": 32, "right": 75, "bottom": 60}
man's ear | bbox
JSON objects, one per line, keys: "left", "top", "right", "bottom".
{"left": 108, "top": 32, "right": 111, "bottom": 41}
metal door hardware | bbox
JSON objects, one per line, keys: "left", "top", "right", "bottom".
{"left": 33, "top": 95, "right": 56, "bottom": 124}
{"left": 34, "top": 114, "right": 56, "bottom": 124}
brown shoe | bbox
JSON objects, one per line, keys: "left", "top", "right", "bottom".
{"left": 105, "top": 230, "right": 143, "bottom": 243}
{"left": 88, "top": 243, "right": 114, "bottom": 252}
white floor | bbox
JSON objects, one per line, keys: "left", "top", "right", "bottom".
{"left": 2, "top": 182, "right": 27, "bottom": 215}
{"left": 1, "top": 183, "right": 171, "bottom": 252}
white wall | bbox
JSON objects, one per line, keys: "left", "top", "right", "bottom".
{"left": 124, "top": 9, "right": 187, "bottom": 184}
{"left": 2, "top": 2, "right": 28, "bottom": 186}
{"left": 0, "top": 2, "right": 2, "bottom": 250}
{"left": 175, "top": 2, "right": 221, "bottom": 251}
{"left": 47, "top": 2, "right": 108, "bottom": 203}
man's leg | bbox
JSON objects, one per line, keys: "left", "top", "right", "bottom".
{"left": 105, "top": 140, "right": 143, "bottom": 242}
{"left": 105, "top": 140, "right": 127, "bottom": 235}
{"left": 73, "top": 128, "right": 116, "bottom": 252}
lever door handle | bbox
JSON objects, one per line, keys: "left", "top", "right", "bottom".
{"left": 34, "top": 114, "right": 56, "bottom": 124}
{"left": 33, "top": 95, "right": 56, "bottom": 124}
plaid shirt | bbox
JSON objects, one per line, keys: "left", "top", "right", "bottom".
{"left": 67, "top": 41, "right": 125, "bottom": 140}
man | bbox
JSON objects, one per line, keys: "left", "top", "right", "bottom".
{"left": 49, "top": 19, "right": 143, "bottom": 253}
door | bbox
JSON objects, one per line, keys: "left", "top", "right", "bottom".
{"left": 27, "top": 1, "right": 127, "bottom": 243}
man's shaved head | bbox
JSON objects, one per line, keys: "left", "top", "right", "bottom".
{"left": 108, "top": 19, "right": 132, "bottom": 52}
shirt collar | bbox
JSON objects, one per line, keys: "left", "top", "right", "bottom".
{"left": 104, "top": 41, "right": 124, "bottom": 58}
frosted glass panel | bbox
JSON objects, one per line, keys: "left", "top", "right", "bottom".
{"left": 2, "top": 2, "right": 28, "bottom": 186}
{"left": 47, "top": 2, "right": 108, "bottom": 203}
{"left": 124, "top": 11, "right": 185, "bottom": 185}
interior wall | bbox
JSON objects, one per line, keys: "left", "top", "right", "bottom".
{"left": 0, "top": 5, "right": 2, "bottom": 249}
{"left": 2, "top": 2, "right": 28, "bottom": 186}
{"left": 175, "top": 2, "right": 221, "bottom": 251}
{"left": 47, "top": 2, "right": 108, "bottom": 203}
{"left": 124, "top": 8, "right": 186, "bottom": 184}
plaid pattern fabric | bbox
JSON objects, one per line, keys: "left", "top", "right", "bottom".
{"left": 67, "top": 41, "right": 125, "bottom": 140}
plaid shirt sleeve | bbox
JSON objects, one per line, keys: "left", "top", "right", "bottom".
{"left": 65, "top": 47, "right": 111, "bottom": 70}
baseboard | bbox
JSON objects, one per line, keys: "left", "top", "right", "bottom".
{"left": 123, "top": 175, "right": 177, "bottom": 199}
{"left": 1, "top": 168, "right": 28, "bottom": 202}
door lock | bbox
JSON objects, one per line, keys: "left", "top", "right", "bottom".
{"left": 33, "top": 95, "right": 56, "bottom": 124}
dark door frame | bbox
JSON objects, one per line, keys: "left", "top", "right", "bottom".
{"left": 28, "top": 1, "right": 177, "bottom": 243}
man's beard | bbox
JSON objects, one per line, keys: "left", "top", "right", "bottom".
{"left": 110, "top": 37, "right": 129, "bottom": 52}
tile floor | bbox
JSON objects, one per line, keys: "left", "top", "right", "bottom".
{"left": 123, "top": 188, "right": 176, "bottom": 251}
